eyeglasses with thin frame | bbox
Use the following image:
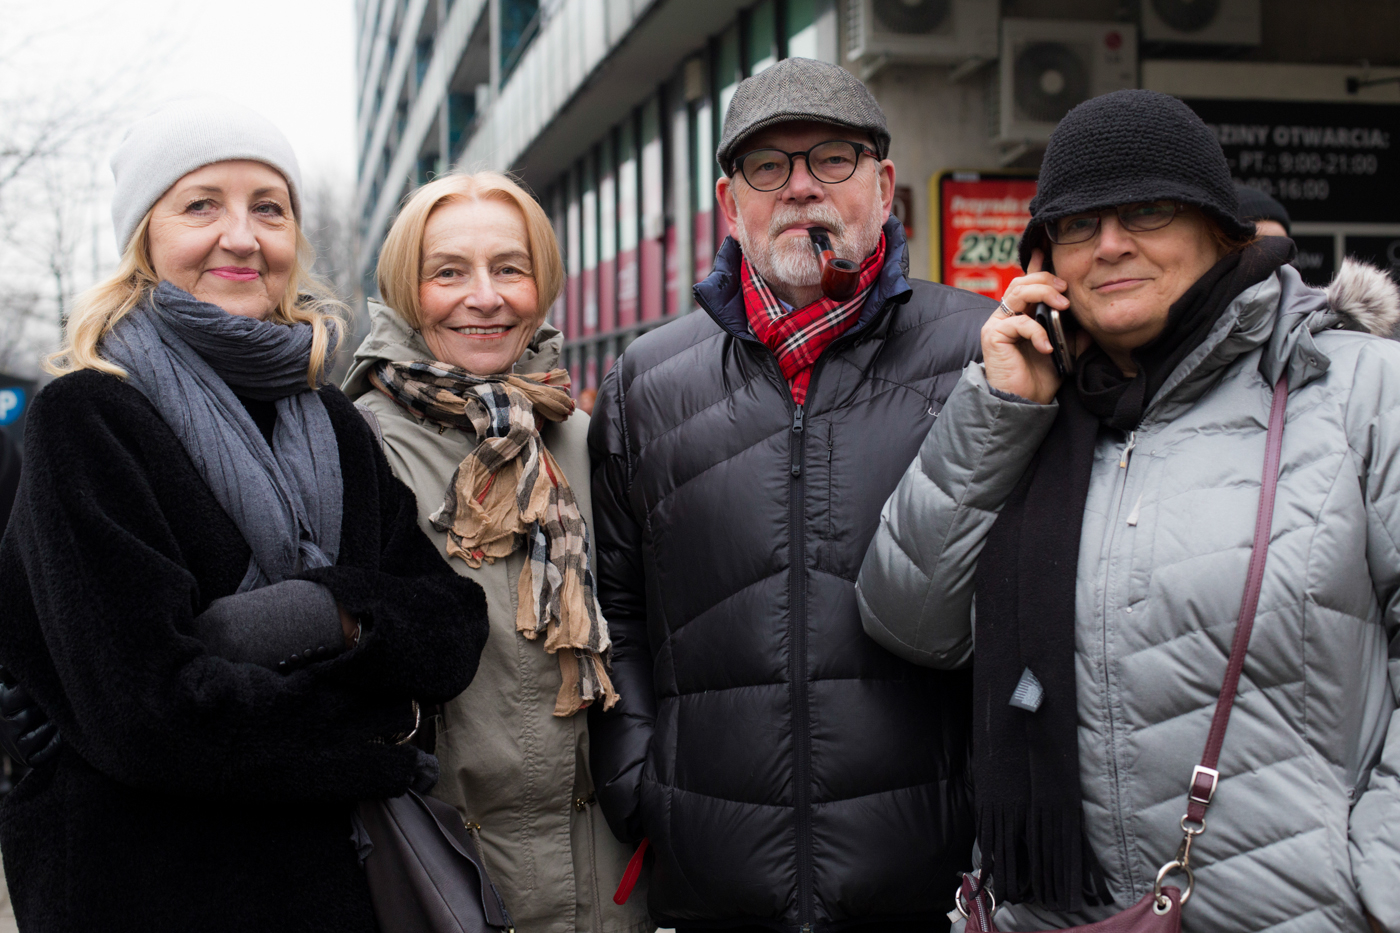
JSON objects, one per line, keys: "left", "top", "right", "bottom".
{"left": 1045, "top": 201, "right": 1186, "bottom": 245}
{"left": 734, "top": 140, "right": 879, "bottom": 192}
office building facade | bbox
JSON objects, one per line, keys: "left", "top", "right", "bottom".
{"left": 354, "top": 0, "right": 1400, "bottom": 392}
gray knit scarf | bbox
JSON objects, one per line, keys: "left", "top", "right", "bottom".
{"left": 102, "top": 282, "right": 342, "bottom": 592}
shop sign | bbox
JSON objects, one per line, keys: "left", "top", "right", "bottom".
{"left": 1185, "top": 98, "right": 1400, "bottom": 224}
{"left": 935, "top": 171, "right": 1038, "bottom": 299}
{"left": 1291, "top": 235, "right": 1336, "bottom": 287}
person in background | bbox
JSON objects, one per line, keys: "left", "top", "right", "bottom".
{"left": 858, "top": 89, "right": 1400, "bottom": 932}
{"left": 1234, "top": 182, "right": 1291, "bottom": 238}
{"left": 576, "top": 386, "right": 598, "bottom": 415}
{"left": 587, "top": 57, "right": 988, "bottom": 932}
{"left": 343, "top": 171, "right": 652, "bottom": 933}
{"left": 0, "top": 100, "right": 487, "bottom": 933}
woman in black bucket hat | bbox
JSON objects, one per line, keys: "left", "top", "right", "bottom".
{"left": 858, "top": 88, "right": 1400, "bottom": 931}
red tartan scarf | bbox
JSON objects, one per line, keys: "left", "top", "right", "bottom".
{"left": 741, "top": 232, "right": 887, "bottom": 405}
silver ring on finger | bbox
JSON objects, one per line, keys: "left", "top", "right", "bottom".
{"left": 995, "top": 300, "right": 1017, "bottom": 318}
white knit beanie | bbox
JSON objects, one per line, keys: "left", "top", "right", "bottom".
{"left": 109, "top": 98, "right": 303, "bottom": 251}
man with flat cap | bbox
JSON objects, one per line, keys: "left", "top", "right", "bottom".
{"left": 588, "top": 58, "right": 989, "bottom": 931}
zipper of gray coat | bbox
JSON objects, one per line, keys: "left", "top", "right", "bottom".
{"left": 1101, "top": 429, "right": 1139, "bottom": 891}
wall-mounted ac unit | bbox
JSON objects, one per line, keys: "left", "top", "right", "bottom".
{"left": 846, "top": 0, "right": 998, "bottom": 65}
{"left": 997, "top": 20, "right": 1138, "bottom": 143}
{"left": 1141, "top": 0, "right": 1260, "bottom": 46}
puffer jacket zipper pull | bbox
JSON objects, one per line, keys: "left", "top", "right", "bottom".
{"left": 791, "top": 405, "right": 805, "bottom": 478}
{"left": 1118, "top": 430, "right": 1138, "bottom": 469}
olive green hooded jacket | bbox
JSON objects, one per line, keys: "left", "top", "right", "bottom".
{"left": 344, "top": 301, "right": 652, "bottom": 933}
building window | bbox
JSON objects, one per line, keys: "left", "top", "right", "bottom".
{"left": 598, "top": 133, "right": 618, "bottom": 337}
{"left": 785, "top": 0, "right": 818, "bottom": 60}
{"left": 415, "top": 152, "right": 435, "bottom": 186}
{"left": 640, "top": 96, "right": 665, "bottom": 322}
{"left": 747, "top": 0, "right": 778, "bottom": 75}
{"left": 547, "top": 185, "right": 566, "bottom": 330}
{"left": 690, "top": 90, "right": 716, "bottom": 284}
{"left": 582, "top": 148, "right": 599, "bottom": 337}
{"left": 501, "top": 0, "right": 542, "bottom": 84}
{"left": 415, "top": 36, "right": 433, "bottom": 91}
{"left": 565, "top": 164, "right": 582, "bottom": 347}
{"left": 617, "top": 116, "right": 640, "bottom": 329}
{"left": 448, "top": 91, "right": 475, "bottom": 159}
{"left": 715, "top": 26, "right": 742, "bottom": 126}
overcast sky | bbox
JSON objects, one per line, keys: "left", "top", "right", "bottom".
{"left": 8, "top": 0, "right": 358, "bottom": 183}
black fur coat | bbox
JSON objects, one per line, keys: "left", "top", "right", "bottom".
{"left": 0, "top": 370, "right": 489, "bottom": 932}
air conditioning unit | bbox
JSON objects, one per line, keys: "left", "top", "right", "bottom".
{"left": 845, "top": 0, "right": 998, "bottom": 65}
{"left": 997, "top": 20, "right": 1138, "bottom": 143}
{"left": 1141, "top": 0, "right": 1260, "bottom": 46}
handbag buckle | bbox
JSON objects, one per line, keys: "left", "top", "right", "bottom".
{"left": 1187, "top": 765, "right": 1219, "bottom": 807}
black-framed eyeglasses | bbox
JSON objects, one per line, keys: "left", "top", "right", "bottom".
{"left": 1045, "top": 201, "right": 1186, "bottom": 245}
{"left": 734, "top": 140, "right": 879, "bottom": 192}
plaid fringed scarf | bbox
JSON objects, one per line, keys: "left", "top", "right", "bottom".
{"left": 741, "top": 232, "right": 887, "bottom": 405}
{"left": 369, "top": 359, "right": 618, "bottom": 717}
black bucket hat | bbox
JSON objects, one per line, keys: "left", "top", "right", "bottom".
{"left": 1018, "top": 89, "right": 1255, "bottom": 269}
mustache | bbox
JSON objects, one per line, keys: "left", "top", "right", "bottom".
{"left": 767, "top": 204, "right": 846, "bottom": 240}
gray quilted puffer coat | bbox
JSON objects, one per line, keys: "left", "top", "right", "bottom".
{"left": 856, "top": 259, "right": 1400, "bottom": 932}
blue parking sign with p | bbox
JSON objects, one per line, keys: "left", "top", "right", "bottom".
{"left": 0, "top": 388, "right": 27, "bottom": 426}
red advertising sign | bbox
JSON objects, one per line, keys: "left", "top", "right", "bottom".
{"left": 935, "top": 172, "right": 1038, "bottom": 299}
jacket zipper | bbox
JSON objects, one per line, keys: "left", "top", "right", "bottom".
{"left": 574, "top": 795, "right": 606, "bottom": 931}
{"left": 786, "top": 343, "right": 855, "bottom": 931}
{"left": 696, "top": 285, "right": 894, "bottom": 929}
{"left": 1101, "top": 429, "right": 1138, "bottom": 890}
{"left": 788, "top": 397, "right": 813, "bottom": 930}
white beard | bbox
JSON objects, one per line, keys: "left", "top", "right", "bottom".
{"left": 734, "top": 199, "right": 887, "bottom": 296}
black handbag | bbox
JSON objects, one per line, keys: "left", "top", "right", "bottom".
{"left": 350, "top": 403, "right": 513, "bottom": 932}
{"left": 355, "top": 790, "right": 514, "bottom": 933}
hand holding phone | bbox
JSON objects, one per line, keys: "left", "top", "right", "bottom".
{"left": 1031, "top": 302, "right": 1078, "bottom": 378}
{"left": 979, "top": 249, "right": 1073, "bottom": 405}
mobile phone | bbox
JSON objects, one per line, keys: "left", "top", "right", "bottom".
{"left": 1032, "top": 303, "right": 1078, "bottom": 378}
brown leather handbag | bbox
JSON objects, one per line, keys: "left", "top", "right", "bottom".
{"left": 957, "top": 376, "right": 1290, "bottom": 933}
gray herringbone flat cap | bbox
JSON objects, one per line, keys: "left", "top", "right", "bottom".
{"left": 717, "top": 58, "right": 890, "bottom": 174}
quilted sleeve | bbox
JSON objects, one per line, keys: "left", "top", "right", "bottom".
{"left": 1345, "top": 339, "right": 1400, "bottom": 931}
{"left": 856, "top": 363, "right": 1057, "bottom": 669}
{"left": 586, "top": 361, "right": 655, "bottom": 844}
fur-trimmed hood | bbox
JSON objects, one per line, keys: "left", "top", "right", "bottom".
{"left": 1327, "top": 257, "right": 1400, "bottom": 337}
{"left": 1257, "top": 257, "right": 1400, "bottom": 394}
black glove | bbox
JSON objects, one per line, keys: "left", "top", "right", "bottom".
{"left": 0, "top": 665, "right": 61, "bottom": 767}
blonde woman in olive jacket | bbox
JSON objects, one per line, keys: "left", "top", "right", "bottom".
{"left": 343, "top": 173, "right": 652, "bottom": 933}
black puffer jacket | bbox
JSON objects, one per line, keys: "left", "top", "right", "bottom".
{"left": 588, "top": 220, "right": 990, "bottom": 931}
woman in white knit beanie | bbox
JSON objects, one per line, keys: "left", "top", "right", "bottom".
{"left": 0, "top": 99, "right": 489, "bottom": 932}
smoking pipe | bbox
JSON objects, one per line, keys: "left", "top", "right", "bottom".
{"left": 808, "top": 228, "right": 860, "bottom": 301}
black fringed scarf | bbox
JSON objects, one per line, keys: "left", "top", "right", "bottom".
{"left": 971, "top": 237, "right": 1294, "bottom": 910}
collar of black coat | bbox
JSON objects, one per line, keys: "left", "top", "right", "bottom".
{"left": 693, "top": 215, "right": 913, "bottom": 343}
